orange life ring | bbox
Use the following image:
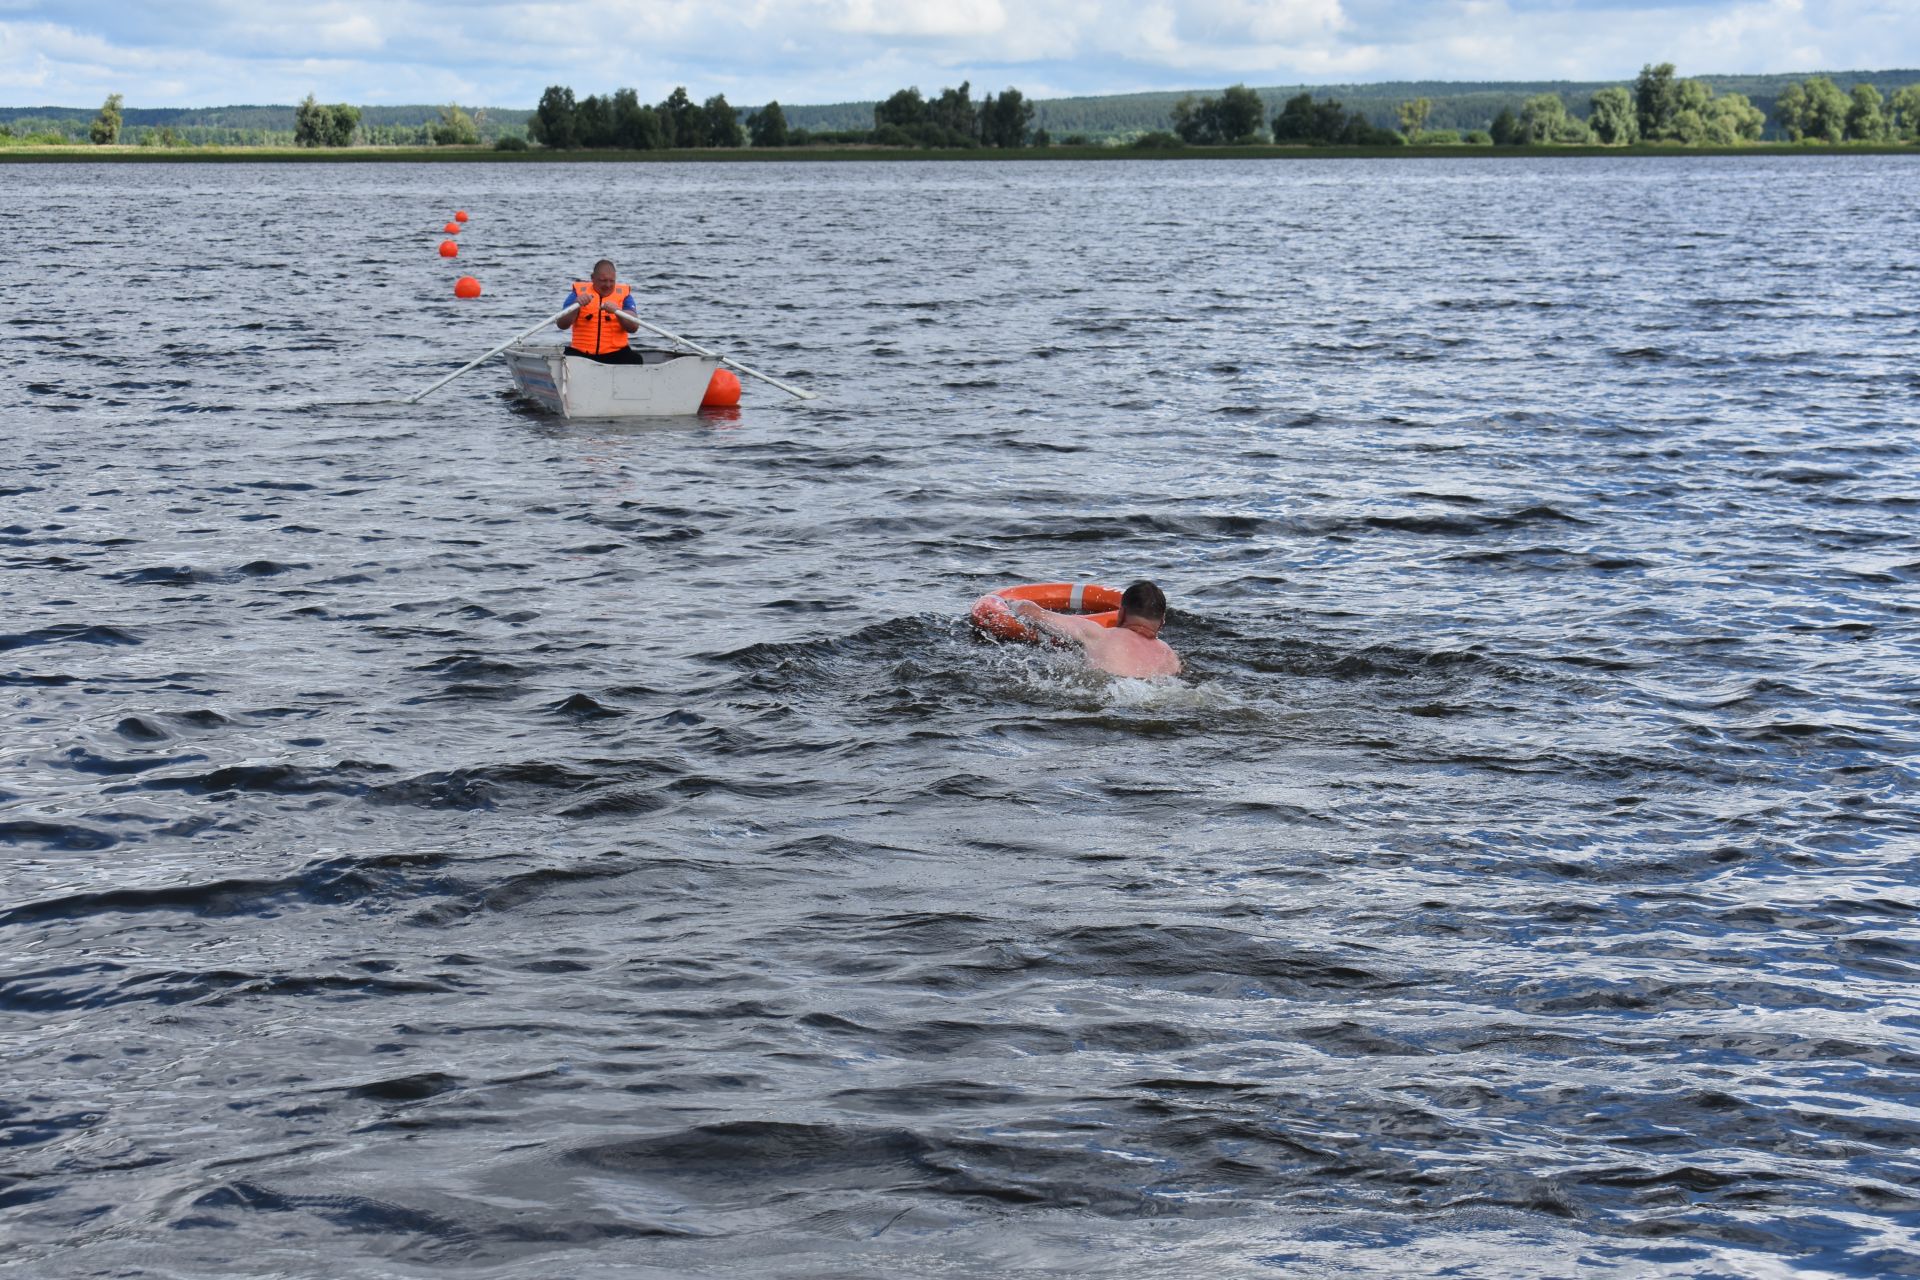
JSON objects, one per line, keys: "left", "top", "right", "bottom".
{"left": 970, "top": 582, "right": 1123, "bottom": 643}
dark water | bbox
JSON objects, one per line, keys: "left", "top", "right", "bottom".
{"left": 4, "top": 156, "right": 1919, "bottom": 1278}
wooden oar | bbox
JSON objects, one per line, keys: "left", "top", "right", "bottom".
{"left": 627, "top": 315, "right": 818, "bottom": 401}
{"left": 404, "top": 306, "right": 576, "bottom": 405}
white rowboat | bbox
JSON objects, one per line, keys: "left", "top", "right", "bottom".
{"left": 503, "top": 345, "right": 723, "bottom": 418}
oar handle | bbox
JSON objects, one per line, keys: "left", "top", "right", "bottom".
{"left": 627, "top": 315, "right": 818, "bottom": 401}
{"left": 405, "top": 306, "right": 575, "bottom": 405}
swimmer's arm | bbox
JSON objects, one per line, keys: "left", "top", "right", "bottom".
{"left": 1007, "top": 600, "right": 1103, "bottom": 646}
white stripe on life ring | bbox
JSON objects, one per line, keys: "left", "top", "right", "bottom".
{"left": 1069, "top": 583, "right": 1085, "bottom": 612}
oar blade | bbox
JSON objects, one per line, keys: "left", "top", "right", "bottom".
{"left": 628, "top": 314, "right": 818, "bottom": 403}
{"left": 719, "top": 356, "right": 817, "bottom": 401}
{"left": 405, "top": 307, "right": 574, "bottom": 405}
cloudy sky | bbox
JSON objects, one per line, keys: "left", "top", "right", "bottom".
{"left": 2, "top": 0, "right": 1914, "bottom": 108}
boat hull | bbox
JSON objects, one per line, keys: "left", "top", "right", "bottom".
{"left": 504, "top": 345, "right": 722, "bottom": 418}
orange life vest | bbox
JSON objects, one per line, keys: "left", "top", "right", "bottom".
{"left": 569, "top": 281, "right": 632, "bottom": 355}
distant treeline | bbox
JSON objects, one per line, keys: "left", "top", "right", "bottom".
{"left": 1139, "top": 66, "right": 1782, "bottom": 149}
{"left": 525, "top": 86, "right": 744, "bottom": 149}
{"left": 1774, "top": 77, "right": 1920, "bottom": 142}
{"left": 0, "top": 100, "right": 533, "bottom": 148}
{"left": 5, "top": 66, "right": 1918, "bottom": 151}
{"left": 1162, "top": 66, "right": 1919, "bottom": 149}
{"left": 513, "top": 80, "right": 1040, "bottom": 150}
{"left": 1036, "top": 69, "right": 1920, "bottom": 142}
{"left": 869, "top": 83, "right": 1038, "bottom": 148}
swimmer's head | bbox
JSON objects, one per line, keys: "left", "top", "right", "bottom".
{"left": 1119, "top": 581, "right": 1168, "bottom": 633}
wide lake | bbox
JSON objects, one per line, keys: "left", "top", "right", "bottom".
{"left": 4, "top": 155, "right": 1918, "bottom": 1277}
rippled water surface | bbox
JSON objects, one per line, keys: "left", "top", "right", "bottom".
{"left": 4, "top": 156, "right": 1920, "bottom": 1277}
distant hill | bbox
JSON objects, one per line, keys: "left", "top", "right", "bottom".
{"left": 0, "top": 104, "right": 534, "bottom": 129}
{"left": 754, "top": 70, "right": 1920, "bottom": 140}
{"left": 0, "top": 103, "right": 533, "bottom": 145}
{"left": 8, "top": 70, "right": 1917, "bottom": 143}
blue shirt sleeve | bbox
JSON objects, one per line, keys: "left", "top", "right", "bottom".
{"left": 563, "top": 288, "right": 583, "bottom": 308}
{"left": 621, "top": 293, "right": 637, "bottom": 312}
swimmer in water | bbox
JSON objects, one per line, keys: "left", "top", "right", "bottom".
{"left": 1007, "top": 580, "right": 1182, "bottom": 678}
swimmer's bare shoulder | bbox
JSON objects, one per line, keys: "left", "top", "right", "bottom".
{"left": 1081, "top": 627, "right": 1181, "bottom": 678}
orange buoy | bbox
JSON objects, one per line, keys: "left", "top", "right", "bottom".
{"left": 454, "top": 210, "right": 469, "bottom": 222}
{"left": 443, "top": 222, "right": 461, "bottom": 234}
{"left": 701, "top": 368, "right": 742, "bottom": 408}
{"left": 438, "top": 240, "right": 458, "bottom": 258}
{"left": 453, "top": 275, "right": 482, "bottom": 299}
{"left": 970, "top": 582, "right": 1122, "bottom": 643}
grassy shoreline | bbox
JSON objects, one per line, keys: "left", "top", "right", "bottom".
{"left": 3, "top": 141, "right": 1915, "bottom": 163}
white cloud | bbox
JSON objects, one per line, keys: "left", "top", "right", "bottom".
{"left": 217, "top": 3, "right": 388, "bottom": 55}
{"left": 0, "top": 0, "right": 1915, "bottom": 107}
{"left": 828, "top": 0, "right": 1009, "bottom": 38}
{"left": 1172, "top": 0, "right": 1346, "bottom": 43}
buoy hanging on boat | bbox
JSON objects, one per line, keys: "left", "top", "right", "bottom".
{"left": 453, "top": 276, "right": 482, "bottom": 299}
{"left": 443, "top": 222, "right": 461, "bottom": 234}
{"left": 702, "top": 368, "right": 741, "bottom": 408}
{"left": 454, "top": 210, "right": 469, "bottom": 222}
{"left": 438, "top": 240, "right": 459, "bottom": 258}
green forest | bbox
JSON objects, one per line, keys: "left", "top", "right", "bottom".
{"left": 4, "top": 65, "right": 1918, "bottom": 151}
{"left": 1013, "top": 68, "right": 1920, "bottom": 141}
{"left": 0, "top": 101, "right": 534, "bottom": 148}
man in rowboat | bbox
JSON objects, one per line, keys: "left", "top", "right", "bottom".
{"left": 1007, "top": 581, "right": 1182, "bottom": 678}
{"left": 556, "top": 259, "right": 643, "bottom": 364}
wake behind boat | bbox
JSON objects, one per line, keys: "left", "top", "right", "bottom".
{"left": 503, "top": 344, "right": 722, "bottom": 418}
